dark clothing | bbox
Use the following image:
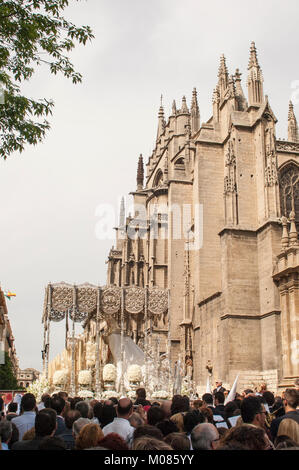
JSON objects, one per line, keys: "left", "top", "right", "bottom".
{"left": 54, "top": 416, "right": 67, "bottom": 437}
{"left": 12, "top": 436, "right": 45, "bottom": 450}
{"left": 6, "top": 413, "right": 18, "bottom": 422}
{"left": 134, "top": 398, "right": 151, "bottom": 406}
{"left": 213, "top": 387, "right": 226, "bottom": 395}
{"left": 270, "top": 410, "right": 299, "bottom": 441}
{"left": 57, "top": 428, "right": 75, "bottom": 450}
{"left": 213, "top": 404, "right": 226, "bottom": 419}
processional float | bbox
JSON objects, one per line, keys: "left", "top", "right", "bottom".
{"left": 42, "top": 282, "right": 170, "bottom": 396}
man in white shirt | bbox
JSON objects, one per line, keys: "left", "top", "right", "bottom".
{"left": 102, "top": 398, "right": 135, "bottom": 446}
{"left": 12, "top": 393, "right": 37, "bottom": 440}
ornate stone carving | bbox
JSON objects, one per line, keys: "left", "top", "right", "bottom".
{"left": 77, "top": 285, "right": 97, "bottom": 314}
{"left": 276, "top": 141, "right": 299, "bottom": 154}
{"left": 125, "top": 287, "right": 144, "bottom": 314}
{"left": 148, "top": 288, "right": 168, "bottom": 315}
{"left": 101, "top": 286, "right": 121, "bottom": 315}
{"left": 264, "top": 127, "right": 278, "bottom": 186}
{"left": 49, "top": 308, "right": 65, "bottom": 322}
{"left": 51, "top": 283, "right": 73, "bottom": 312}
{"left": 224, "top": 138, "right": 236, "bottom": 193}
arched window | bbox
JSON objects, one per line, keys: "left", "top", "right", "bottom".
{"left": 153, "top": 169, "right": 163, "bottom": 187}
{"left": 279, "top": 162, "right": 299, "bottom": 232}
{"left": 174, "top": 157, "right": 185, "bottom": 167}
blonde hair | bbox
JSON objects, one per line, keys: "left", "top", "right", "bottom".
{"left": 23, "top": 427, "right": 35, "bottom": 440}
{"left": 132, "top": 437, "right": 173, "bottom": 450}
{"left": 75, "top": 423, "right": 104, "bottom": 450}
{"left": 170, "top": 412, "right": 185, "bottom": 432}
{"left": 277, "top": 419, "right": 299, "bottom": 445}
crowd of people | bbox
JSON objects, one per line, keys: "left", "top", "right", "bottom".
{"left": 0, "top": 382, "right": 298, "bottom": 451}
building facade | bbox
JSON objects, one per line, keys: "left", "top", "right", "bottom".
{"left": 105, "top": 42, "right": 299, "bottom": 392}
{"left": 17, "top": 368, "right": 40, "bottom": 389}
{"left": 0, "top": 287, "right": 19, "bottom": 377}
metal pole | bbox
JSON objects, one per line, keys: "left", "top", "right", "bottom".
{"left": 95, "top": 286, "right": 101, "bottom": 398}
{"left": 120, "top": 287, "right": 125, "bottom": 395}
{"left": 144, "top": 286, "right": 148, "bottom": 389}
{"left": 45, "top": 284, "right": 51, "bottom": 380}
{"left": 167, "top": 288, "right": 172, "bottom": 396}
{"left": 70, "top": 285, "right": 76, "bottom": 396}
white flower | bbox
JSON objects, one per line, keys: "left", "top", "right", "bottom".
{"left": 78, "top": 389, "right": 94, "bottom": 399}
{"left": 26, "top": 377, "right": 50, "bottom": 402}
{"left": 103, "top": 363, "right": 117, "bottom": 382}
{"left": 101, "top": 390, "right": 120, "bottom": 399}
{"left": 53, "top": 369, "right": 69, "bottom": 386}
{"left": 127, "top": 390, "right": 137, "bottom": 399}
{"left": 151, "top": 390, "right": 169, "bottom": 399}
{"left": 78, "top": 370, "right": 92, "bottom": 385}
{"left": 128, "top": 364, "right": 142, "bottom": 382}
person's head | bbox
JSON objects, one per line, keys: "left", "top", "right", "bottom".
{"left": 8, "top": 423, "right": 19, "bottom": 449}
{"left": 164, "top": 432, "right": 191, "bottom": 450}
{"left": 132, "top": 437, "right": 173, "bottom": 450}
{"left": 8, "top": 402, "right": 18, "bottom": 413}
{"left": 41, "top": 393, "right": 50, "bottom": 404}
{"left": 100, "top": 403, "right": 117, "bottom": 427}
{"left": 133, "top": 425, "right": 164, "bottom": 442}
{"left": 262, "top": 391, "right": 275, "bottom": 407}
{"left": 75, "top": 423, "right": 104, "bottom": 450}
{"left": 215, "top": 381, "right": 222, "bottom": 388}
{"left": 275, "top": 434, "right": 299, "bottom": 449}
{"left": 214, "top": 391, "right": 225, "bottom": 406}
{"left": 191, "top": 423, "right": 219, "bottom": 450}
{"left": 283, "top": 389, "right": 299, "bottom": 411}
{"left": 108, "top": 397, "right": 118, "bottom": 406}
{"left": 21, "top": 393, "right": 36, "bottom": 412}
{"left": 277, "top": 418, "right": 299, "bottom": 445}
{"left": 240, "top": 395, "right": 265, "bottom": 428}
{"left": 224, "top": 401, "right": 239, "bottom": 419}
{"left": 183, "top": 410, "right": 205, "bottom": 434}
{"left": 72, "top": 417, "right": 90, "bottom": 437}
{"left": 35, "top": 408, "right": 57, "bottom": 437}
{"left": 202, "top": 393, "right": 214, "bottom": 406}
{"left": 199, "top": 406, "right": 213, "bottom": 423}
{"left": 192, "top": 399, "right": 203, "bottom": 410}
{"left": 99, "top": 432, "right": 129, "bottom": 450}
{"left": 136, "top": 388, "right": 146, "bottom": 400}
{"left": 64, "top": 409, "right": 81, "bottom": 430}
{"left": 93, "top": 402, "right": 103, "bottom": 421}
{"left": 129, "top": 412, "right": 144, "bottom": 428}
{"left": 0, "top": 397, "right": 4, "bottom": 412}
{"left": 170, "top": 412, "right": 185, "bottom": 432}
{"left": 156, "top": 419, "right": 179, "bottom": 437}
{"left": 58, "top": 391, "right": 68, "bottom": 401}
{"left": 219, "top": 424, "right": 271, "bottom": 450}
{"left": 147, "top": 405, "right": 165, "bottom": 426}
{"left": 23, "top": 427, "right": 35, "bottom": 440}
{"left": 171, "top": 395, "right": 189, "bottom": 415}
{"left": 243, "top": 389, "right": 254, "bottom": 396}
{"left": 294, "top": 378, "right": 299, "bottom": 390}
{"left": 117, "top": 398, "right": 133, "bottom": 419}
{"left": 0, "top": 420, "right": 12, "bottom": 444}
{"left": 38, "top": 436, "right": 67, "bottom": 450}
{"left": 49, "top": 395, "right": 65, "bottom": 416}
{"left": 159, "top": 400, "right": 171, "bottom": 419}
{"left": 75, "top": 400, "right": 90, "bottom": 418}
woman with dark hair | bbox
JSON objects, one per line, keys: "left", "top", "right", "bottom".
{"left": 99, "top": 432, "right": 129, "bottom": 450}
{"left": 92, "top": 402, "right": 103, "bottom": 426}
{"left": 100, "top": 403, "right": 117, "bottom": 428}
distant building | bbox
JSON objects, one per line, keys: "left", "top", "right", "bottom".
{"left": 0, "top": 287, "right": 19, "bottom": 377}
{"left": 17, "top": 368, "right": 40, "bottom": 389}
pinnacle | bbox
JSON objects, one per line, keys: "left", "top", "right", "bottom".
{"left": 248, "top": 41, "right": 259, "bottom": 69}
{"left": 218, "top": 54, "right": 228, "bottom": 77}
{"left": 288, "top": 100, "right": 296, "bottom": 121}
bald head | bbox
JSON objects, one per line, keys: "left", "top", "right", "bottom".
{"left": 117, "top": 398, "right": 133, "bottom": 418}
{"left": 160, "top": 400, "right": 171, "bottom": 418}
{"left": 191, "top": 423, "right": 219, "bottom": 450}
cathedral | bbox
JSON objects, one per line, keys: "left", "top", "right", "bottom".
{"left": 105, "top": 41, "right": 299, "bottom": 392}
{"left": 45, "top": 42, "right": 298, "bottom": 394}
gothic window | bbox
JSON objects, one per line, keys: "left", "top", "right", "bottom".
{"left": 279, "top": 162, "right": 299, "bottom": 231}
{"left": 153, "top": 169, "right": 163, "bottom": 187}
{"left": 174, "top": 157, "right": 185, "bottom": 169}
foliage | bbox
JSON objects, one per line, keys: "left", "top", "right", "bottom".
{"left": 0, "top": 0, "right": 94, "bottom": 158}
{"left": 26, "top": 375, "right": 50, "bottom": 402}
{"left": 0, "top": 352, "right": 19, "bottom": 389}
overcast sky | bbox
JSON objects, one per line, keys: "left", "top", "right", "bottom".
{"left": 1, "top": 0, "right": 298, "bottom": 372}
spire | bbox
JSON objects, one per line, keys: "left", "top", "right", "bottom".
{"left": 217, "top": 54, "right": 229, "bottom": 98}
{"left": 119, "top": 197, "right": 125, "bottom": 227}
{"left": 234, "top": 68, "right": 247, "bottom": 111}
{"left": 247, "top": 41, "right": 264, "bottom": 106}
{"left": 179, "top": 95, "right": 189, "bottom": 114}
{"left": 191, "top": 87, "right": 200, "bottom": 133}
{"left": 288, "top": 101, "right": 299, "bottom": 143}
{"left": 156, "top": 94, "right": 165, "bottom": 140}
{"left": 212, "top": 85, "right": 220, "bottom": 122}
{"left": 171, "top": 99, "right": 177, "bottom": 116}
{"left": 136, "top": 153, "right": 144, "bottom": 190}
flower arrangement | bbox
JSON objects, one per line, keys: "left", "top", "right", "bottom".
{"left": 78, "top": 370, "right": 92, "bottom": 386}
{"left": 77, "top": 389, "right": 94, "bottom": 399}
{"left": 53, "top": 369, "right": 69, "bottom": 386}
{"left": 86, "top": 341, "right": 96, "bottom": 367}
{"left": 103, "top": 363, "right": 117, "bottom": 382}
{"left": 151, "top": 390, "right": 169, "bottom": 399}
{"left": 101, "top": 390, "right": 120, "bottom": 399}
{"left": 127, "top": 390, "right": 137, "bottom": 399}
{"left": 26, "top": 376, "right": 50, "bottom": 402}
{"left": 127, "top": 364, "right": 142, "bottom": 382}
